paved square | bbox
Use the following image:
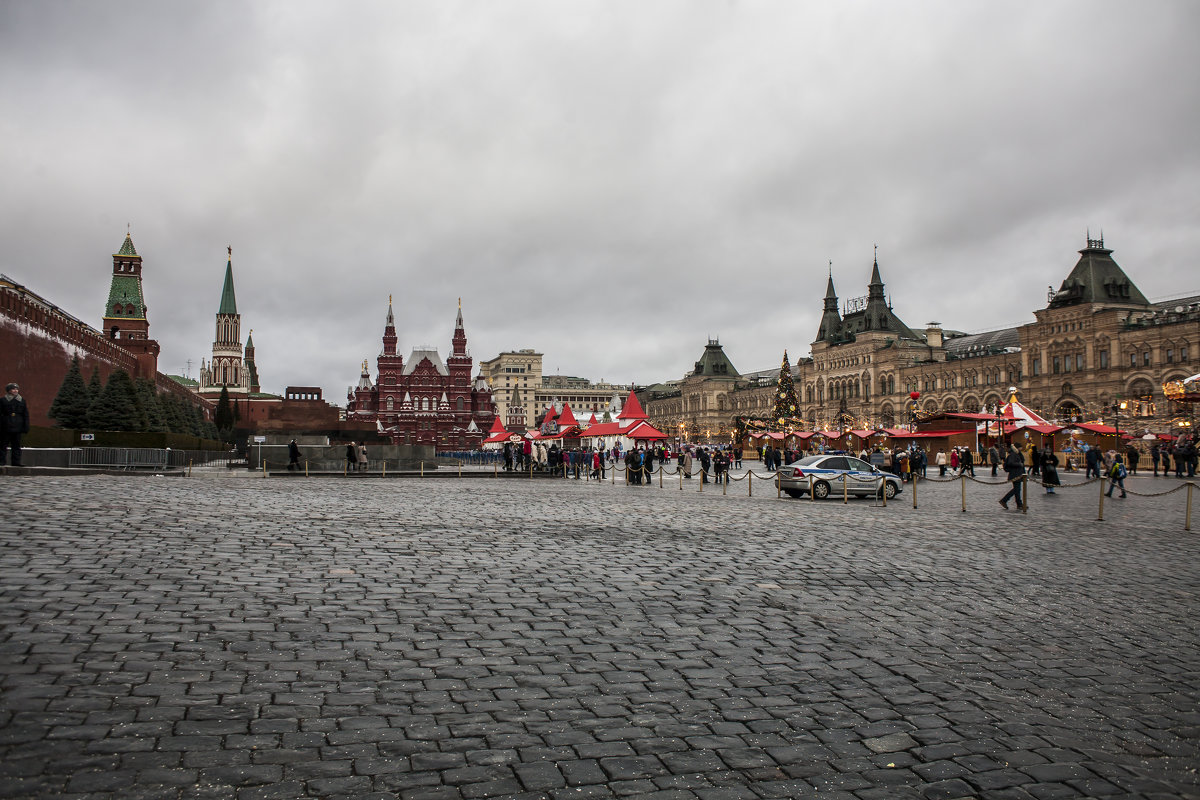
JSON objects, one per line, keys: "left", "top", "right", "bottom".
{"left": 1, "top": 474, "right": 1198, "bottom": 799}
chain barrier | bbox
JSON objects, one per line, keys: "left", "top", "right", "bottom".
{"left": 503, "top": 457, "right": 1197, "bottom": 531}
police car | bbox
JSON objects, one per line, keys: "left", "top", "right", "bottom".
{"left": 774, "top": 454, "right": 902, "bottom": 500}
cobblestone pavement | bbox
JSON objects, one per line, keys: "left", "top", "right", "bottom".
{"left": 1, "top": 474, "right": 1198, "bottom": 800}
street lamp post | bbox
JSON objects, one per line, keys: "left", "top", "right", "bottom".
{"left": 1115, "top": 396, "right": 1124, "bottom": 448}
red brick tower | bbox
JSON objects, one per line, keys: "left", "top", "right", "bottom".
{"left": 376, "top": 296, "right": 403, "bottom": 404}
{"left": 102, "top": 232, "right": 160, "bottom": 379}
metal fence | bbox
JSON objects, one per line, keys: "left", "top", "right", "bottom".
{"left": 68, "top": 448, "right": 230, "bottom": 470}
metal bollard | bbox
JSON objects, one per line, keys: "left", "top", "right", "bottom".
{"left": 188, "top": 459, "right": 193, "bottom": 477}
{"left": 912, "top": 473, "right": 917, "bottom": 508}
{"left": 421, "top": 461, "right": 424, "bottom": 478}
{"left": 305, "top": 460, "right": 309, "bottom": 477}
{"left": 748, "top": 470, "right": 752, "bottom": 497}
{"left": 961, "top": 473, "right": 966, "bottom": 512}
{"left": 1186, "top": 482, "right": 1193, "bottom": 532}
{"left": 880, "top": 476, "right": 886, "bottom": 507}
{"left": 382, "top": 460, "right": 386, "bottom": 478}
{"left": 1098, "top": 476, "right": 1105, "bottom": 521}
{"left": 843, "top": 476, "right": 848, "bottom": 504}
{"left": 679, "top": 467, "right": 683, "bottom": 491}
{"left": 1021, "top": 475, "right": 1028, "bottom": 513}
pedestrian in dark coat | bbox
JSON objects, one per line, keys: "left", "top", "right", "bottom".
{"left": 1, "top": 383, "right": 30, "bottom": 467}
{"left": 999, "top": 445, "right": 1026, "bottom": 510}
{"left": 1040, "top": 446, "right": 1060, "bottom": 494}
{"left": 288, "top": 439, "right": 302, "bottom": 471}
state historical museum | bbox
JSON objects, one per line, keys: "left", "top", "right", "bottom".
{"left": 346, "top": 299, "right": 496, "bottom": 447}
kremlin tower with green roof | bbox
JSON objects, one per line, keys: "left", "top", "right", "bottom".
{"left": 102, "top": 232, "right": 160, "bottom": 380}
{"left": 198, "top": 247, "right": 258, "bottom": 397}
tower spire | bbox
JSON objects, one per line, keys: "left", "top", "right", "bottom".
{"left": 451, "top": 299, "right": 468, "bottom": 356}
{"left": 218, "top": 250, "right": 238, "bottom": 315}
{"left": 381, "top": 294, "right": 398, "bottom": 356}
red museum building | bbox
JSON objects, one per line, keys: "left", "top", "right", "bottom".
{"left": 346, "top": 298, "right": 496, "bottom": 447}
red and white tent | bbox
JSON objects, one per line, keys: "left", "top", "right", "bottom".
{"left": 978, "top": 393, "right": 1054, "bottom": 436}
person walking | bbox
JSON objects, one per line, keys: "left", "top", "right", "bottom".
{"left": 1040, "top": 445, "right": 1060, "bottom": 494}
{"left": 1150, "top": 443, "right": 1160, "bottom": 477}
{"left": 1, "top": 383, "right": 30, "bottom": 467}
{"left": 1106, "top": 453, "right": 1128, "bottom": 498}
{"left": 999, "top": 445, "right": 1026, "bottom": 510}
{"left": 357, "top": 442, "right": 369, "bottom": 471}
{"left": 988, "top": 444, "right": 1000, "bottom": 477}
{"left": 682, "top": 448, "right": 693, "bottom": 479}
{"left": 287, "top": 439, "right": 302, "bottom": 471}
{"left": 961, "top": 447, "right": 975, "bottom": 477}
{"left": 1126, "top": 445, "right": 1140, "bottom": 476}
{"left": 936, "top": 450, "right": 947, "bottom": 477}
{"left": 346, "top": 441, "right": 358, "bottom": 472}
{"left": 1085, "top": 446, "right": 1102, "bottom": 480}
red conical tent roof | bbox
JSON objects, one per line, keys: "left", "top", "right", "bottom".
{"left": 542, "top": 405, "right": 558, "bottom": 424}
{"left": 557, "top": 403, "right": 578, "bottom": 427}
{"left": 487, "top": 417, "right": 508, "bottom": 435}
{"left": 587, "top": 413, "right": 598, "bottom": 425}
{"left": 999, "top": 398, "right": 1050, "bottom": 426}
{"left": 617, "top": 390, "right": 647, "bottom": 421}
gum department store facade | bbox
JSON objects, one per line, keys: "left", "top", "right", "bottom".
{"left": 640, "top": 238, "right": 1199, "bottom": 442}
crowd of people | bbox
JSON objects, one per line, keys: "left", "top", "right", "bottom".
{"left": 498, "top": 440, "right": 748, "bottom": 483}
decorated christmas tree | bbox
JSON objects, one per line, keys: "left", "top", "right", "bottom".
{"left": 772, "top": 350, "right": 800, "bottom": 426}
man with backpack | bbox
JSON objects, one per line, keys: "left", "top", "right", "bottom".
{"left": 1106, "top": 453, "right": 1128, "bottom": 498}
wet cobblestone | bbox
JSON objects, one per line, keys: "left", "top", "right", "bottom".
{"left": 1, "top": 474, "right": 1198, "bottom": 799}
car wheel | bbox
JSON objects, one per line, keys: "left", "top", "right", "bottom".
{"left": 879, "top": 482, "right": 898, "bottom": 499}
{"left": 783, "top": 488, "right": 803, "bottom": 498}
{"left": 812, "top": 480, "right": 831, "bottom": 499}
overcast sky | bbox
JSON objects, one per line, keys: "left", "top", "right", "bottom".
{"left": 3, "top": 1, "right": 1198, "bottom": 401}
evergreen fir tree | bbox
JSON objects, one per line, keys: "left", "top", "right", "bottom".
{"left": 86, "top": 367, "right": 104, "bottom": 427}
{"left": 202, "top": 420, "right": 219, "bottom": 441}
{"left": 188, "top": 404, "right": 204, "bottom": 437}
{"left": 135, "top": 378, "right": 167, "bottom": 433}
{"left": 48, "top": 355, "right": 91, "bottom": 429}
{"left": 161, "top": 394, "right": 185, "bottom": 434}
{"left": 772, "top": 350, "right": 801, "bottom": 426}
{"left": 90, "top": 370, "right": 141, "bottom": 431}
{"left": 214, "top": 387, "right": 234, "bottom": 439}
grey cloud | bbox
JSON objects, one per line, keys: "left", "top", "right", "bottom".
{"left": 2, "top": 1, "right": 1198, "bottom": 396}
